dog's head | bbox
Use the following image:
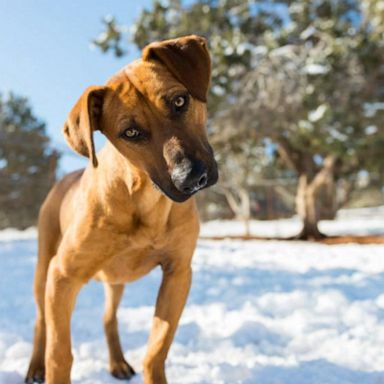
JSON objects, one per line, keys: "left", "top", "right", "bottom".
{"left": 63, "top": 35, "right": 218, "bottom": 203}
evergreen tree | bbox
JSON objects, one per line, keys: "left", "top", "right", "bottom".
{"left": 0, "top": 93, "right": 59, "bottom": 229}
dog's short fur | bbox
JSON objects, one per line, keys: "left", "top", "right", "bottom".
{"left": 25, "top": 35, "right": 218, "bottom": 384}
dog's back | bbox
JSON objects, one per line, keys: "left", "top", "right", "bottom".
{"left": 39, "top": 170, "right": 83, "bottom": 247}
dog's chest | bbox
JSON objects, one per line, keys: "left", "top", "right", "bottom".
{"left": 95, "top": 215, "right": 173, "bottom": 283}
{"left": 96, "top": 246, "right": 160, "bottom": 284}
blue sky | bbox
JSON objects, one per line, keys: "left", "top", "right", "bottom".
{"left": 0, "top": 0, "right": 152, "bottom": 174}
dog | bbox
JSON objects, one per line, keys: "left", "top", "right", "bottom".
{"left": 25, "top": 35, "right": 218, "bottom": 384}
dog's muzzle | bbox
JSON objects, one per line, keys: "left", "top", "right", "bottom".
{"left": 171, "top": 158, "right": 209, "bottom": 195}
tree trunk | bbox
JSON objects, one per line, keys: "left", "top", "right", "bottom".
{"left": 295, "top": 156, "right": 338, "bottom": 240}
{"left": 223, "top": 188, "right": 251, "bottom": 236}
{"left": 239, "top": 189, "right": 251, "bottom": 237}
{"left": 295, "top": 174, "right": 324, "bottom": 240}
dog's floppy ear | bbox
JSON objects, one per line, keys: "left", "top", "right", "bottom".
{"left": 143, "top": 35, "right": 211, "bottom": 102}
{"left": 63, "top": 86, "right": 106, "bottom": 167}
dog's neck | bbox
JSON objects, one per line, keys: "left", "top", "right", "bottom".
{"left": 93, "top": 143, "right": 173, "bottom": 220}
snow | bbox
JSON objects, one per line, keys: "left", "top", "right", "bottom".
{"left": 1, "top": 207, "right": 384, "bottom": 383}
{"left": 201, "top": 206, "right": 384, "bottom": 238}
{"left": 308, "top": 104, "right": 327, "bottom": 122}
{"left": 0, "top": 227, "right": 36, "bottom": 242}
{"left": 304, "top": 64, "right": 330, "bottom": 75}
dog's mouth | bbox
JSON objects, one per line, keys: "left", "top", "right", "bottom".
{"left": 151, "top": 180, "right": 194, "bottom": 203}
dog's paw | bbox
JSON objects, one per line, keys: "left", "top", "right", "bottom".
{"left": 110, "top": 359, "right": 135, "bottom": 380}
{"left": 25, "top": 361, "right": 45, "bottom": 383}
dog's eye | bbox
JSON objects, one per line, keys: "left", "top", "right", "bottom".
{"left": 172, "top": 94, "right": 189, "bottom": 114}
{"left": 120, "top": 126, "right": 148, "bottom": 142}
{"left": 124, "top": 128, "right": 141, "bottom": 138}
{"left": 174, "top": 96, "right": 186, "bottom": 108}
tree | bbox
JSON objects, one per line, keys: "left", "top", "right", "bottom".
{"left": 0, "top": 93, "right": 59, "bottom": 229}
{"left": 213, "top": 135, "right": 278, "bottom": 235}
{"left": 94, "top": 0, "right": 384, "bottom": 238}
{"left": 225, "top": 43, "right": 383, "bottom": 238}
{"left": 222, "top": 3, "right": 384, "bottom": 238}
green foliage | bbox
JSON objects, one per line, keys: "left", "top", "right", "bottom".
{"left": 228, "top": 0, "right": 384, "bottom": 180}
{"left": 0, "top": 94, "right": 59, "bottom": 229}
{"left": 92, "top": 16, "right": 126, "bottom": 57}
{"left": 361, "top": 0, "right": 384, "bottom": 41}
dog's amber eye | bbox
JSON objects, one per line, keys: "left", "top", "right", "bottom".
{"left": 174, "top": 96, "right": 186, "bottom": 108}
{"left": 124, "top": 128, "right": 140, "bottom": 138}
{"left": 171, "top": 94, "right": 189, "bottom": 114}
{"left": 119, "top": 124, "right": 149, "bottom": 142}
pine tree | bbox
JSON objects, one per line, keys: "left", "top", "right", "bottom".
{"left": 0, "top": 93, "right": 59, "bottom": 229}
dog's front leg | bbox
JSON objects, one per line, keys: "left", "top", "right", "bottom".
{"left": 44, "top": 257, "right": 83, "bottom": 384}
{"left": 143, "top": 264, "right": 192, "bottom": 384}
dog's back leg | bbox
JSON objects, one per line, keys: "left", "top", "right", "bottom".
{"left": 104, "top": 283, "right": 135, "bottom": 380}
{"left": 25, "top": 198, "right": 61, "bottom": 383}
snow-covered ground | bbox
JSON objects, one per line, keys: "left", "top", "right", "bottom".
{"left": 201, "top": 206, "right": 384, "bottom": 238}
{"left": 1, "top": 208, "right": 384, "bottom": 384}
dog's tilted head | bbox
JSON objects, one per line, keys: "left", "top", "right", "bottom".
{"left": 63, "top": 35, "right": 218, "bottom": 203}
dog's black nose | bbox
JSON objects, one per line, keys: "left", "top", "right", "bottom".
{"left": 181, "top": 170, "right": 208, "bottom": 194}
{"left": 172, "top": 159, "right": 208, "bottom": 195}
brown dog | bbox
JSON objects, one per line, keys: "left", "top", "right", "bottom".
{"left": 25, "top": 35, "right": 218, "bottom": 384}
